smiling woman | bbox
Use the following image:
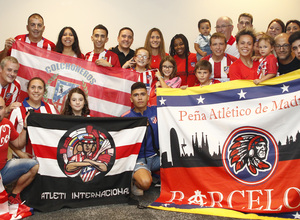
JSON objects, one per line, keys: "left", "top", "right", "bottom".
{"left": 9, "top": 77, "right": 58, "bottom": 158}
{"left": 229, "top": 28, "right": 260, "bottom": 81}
{"left": 55, "top": 27, "right": 84, "bottom": 59}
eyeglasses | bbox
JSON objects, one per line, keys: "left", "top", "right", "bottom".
{"left": 162, "top": 65, "right": 174, "bottom": 69}
{"left": 215, "top": 25, "right": 232, "bottom": 29}
{"left": 136, "top": 55, "right": 149, "bottom": 60}
{"left": 274, "top": 44, "right": 290, "bottom": 50}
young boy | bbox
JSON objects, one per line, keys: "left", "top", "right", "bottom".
{"left": 194, "top": 19, "right": 212, "bottom": 61}
{"left": 85, "top": 24, "right": 121, "bottom": 67}
{"left": 195, "top": 60, "right": 221, "bottom": 87}
{"left": 254, "top": 34, "right": 278, "bottom": 85}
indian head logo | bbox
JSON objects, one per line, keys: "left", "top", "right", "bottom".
{"left": 223, "top": 127, "right": 278, "bottom": 185}
{"left": 57, "top": 125, "right": 115, "bottom": 183}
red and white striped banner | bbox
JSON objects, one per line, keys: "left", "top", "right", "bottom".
{"left": 11, "top": 41, "right": 139, "bottom": 117}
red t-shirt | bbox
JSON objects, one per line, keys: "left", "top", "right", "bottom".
{"left": 257, "top": 54, "right": 278, "bottom": 78}
{"left": 150, "top": 53, "right": 169, "bottom": 69}
{"left": 229, "top": 59, "right": 260, "bottom": 80}
{"left": 0, "top": 118, "right": 19, "bottom": 170}
{"left": 174, "top": 53, "right": 197, "bottom": 86}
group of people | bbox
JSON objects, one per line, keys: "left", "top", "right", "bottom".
{"left": 0, "top": 12, "right": 300, "bottom": 208}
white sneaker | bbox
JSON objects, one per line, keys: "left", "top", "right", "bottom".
{"left": 131, "top": 183, "right": 144, "bottom": 196}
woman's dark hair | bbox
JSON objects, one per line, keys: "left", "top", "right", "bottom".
{"left": 55, "top": 27, "right": 82, "bottom": 58}
{"left": 27, "top": 77, "right": 46, "bottom": 92}
{"left": 285, "top": 20, "right": 300, "bottom": 32}
{"left": 61, "top": 87, "right": 90, "bottom": 116}
{"left": 169, "top": 34, "right": 190, "bottom": 76}
{"left": 159, "top": 56, "right": 178, "bottom": 79}
{"left": 267, "top": 19, "right": 285, "bottom": 33}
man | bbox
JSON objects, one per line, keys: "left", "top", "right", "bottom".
{"left": 202, "top": 33, "right": 237, "bottom": 82}
{"left": 0, "top": 97, "right": 38, "bottom": 204}
{"left": 289, "top": 31, "right": 300, "bottom": 61}
{"left": 110, "top": 27, "right": 135, "bottom": 67}
{"left": 85, "top": 24, "right": 120, "bottom": 67}
{"left": 122, "top": 82, "right": 159, "bottom": 196}
{"left": 237, "top": 13, "right": 253, "bottom": 31}
{"left": 275, "top": 33, "right": 300, "bottom": 75}
{"left": 0, "top": 13, "right": 55, "bottom": 62}
{"left": 216, "top": 16, "right": 239, "bottom": 58}
{"left": 0, "top": 56, "right": 22, "bottom": 115}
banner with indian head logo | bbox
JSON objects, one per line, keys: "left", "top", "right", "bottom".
{"left": 11, "top": 41, "right": 139, "bottom": 117}
{"left": 150, "top": 70, "right": 300, "bottom": 219}
{"left": 21, "top": 113, "right": 147, "bottom": 212}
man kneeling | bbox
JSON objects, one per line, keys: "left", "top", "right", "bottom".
{"left": 122, "top": 82, "right": 159, "bottom": 196}
{"left": 0, "top": 97, "right": 38, "bottom": 204}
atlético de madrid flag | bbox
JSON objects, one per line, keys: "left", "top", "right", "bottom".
{"left": 22, "top": 113, "right": 147, "bottom": 212}
{"left": 150, "top": 70, "right": 300, "bottom": 219}
{"left": 11, "top": 41, "right": 138, "bottom": 117}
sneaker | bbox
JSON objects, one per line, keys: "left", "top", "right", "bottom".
{"left": 131, "top": 182, "right": 144, "bottom": 196}
{"left": 8, "top": 193, "right": 22, "bottom": 205}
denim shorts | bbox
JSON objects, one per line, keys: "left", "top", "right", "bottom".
{"left": 134, "top": 154, "right": 160, "bottom": 173}
{"left": 0, "top": 158, "right": 38, "bottom": 185}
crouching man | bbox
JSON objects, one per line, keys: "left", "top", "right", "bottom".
{"left": 0, "top": 96, "right": 38, "bottom": 204}
{"left": 122, "top": 82, "right": 159, "bottom": 196}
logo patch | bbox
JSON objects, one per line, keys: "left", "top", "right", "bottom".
{"left": 57, "top": 124, "right": 115, "bottom": 183}
{"left": 223, "top": 126, "right": 278, "bottom": 185}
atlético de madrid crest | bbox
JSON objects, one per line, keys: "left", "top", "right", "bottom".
{"left": 223, "top": 126, "right": 278, "bottom": 185}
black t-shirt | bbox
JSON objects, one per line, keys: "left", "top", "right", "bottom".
{"left": 278, "top": 57, "right": 300, "bottom": 75}
{"left": 110, "top": 46, "right": 134, "bottom": 67}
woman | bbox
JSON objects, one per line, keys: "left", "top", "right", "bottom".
{"left": 169, "top": 34, "right": 197, "bottom": 87}
{"left": 285, "top": 20, "right": 300, "bottom": 35}
{"left": 229, "top": 29, "right": 259, "bottom": 81}
{"left": 9, "top": 77, "right": 58, "bottom": 157}
{"left": 55, "top": 27, "right": 84, "bottom": 59}
{"left": 61, "top": 87, "right": 91, "bottom": 117}
{"left": 144, "top": 28, "right": 168, "bottom": 69}
{"left": 266, "top": 19, "right": 285, "bottom": 38}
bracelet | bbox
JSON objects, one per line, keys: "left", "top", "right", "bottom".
{"left": 158, "top": 76, "right": 163, "bottom": 80}
{"left": 23, "top": 127, "right": 27, "bottom": 131}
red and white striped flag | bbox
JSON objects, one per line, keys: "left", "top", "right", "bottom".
{"left": 22, "top": 113, "right": 147, "bottom": 212}
{"left": 11, "top": 41, "right": 139, "bottom": 117}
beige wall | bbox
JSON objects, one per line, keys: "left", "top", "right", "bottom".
{"left": 0, "top": 0, "right": 299, "bottom": 54}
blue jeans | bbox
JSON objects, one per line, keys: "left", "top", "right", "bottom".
{"left": 0, "top": 158, "right": 38, "bottom": 185}
{"left": 134, "top": 154, "right": 160, "bottom": 173}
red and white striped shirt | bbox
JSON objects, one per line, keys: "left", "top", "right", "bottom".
{"left": 202, "top": 53, "right": 238, "bottom": 82}
{"left": 0, "top": 79, "right": 21, "bottom": 106}
{"left": 9, "top": 98, "right": 57, "bottom": 155}
{"left": 7, "top": 34, "right": 55, "bottom": 55}
{"left": 85, "top": 50, "right": 121, "bottom": 67}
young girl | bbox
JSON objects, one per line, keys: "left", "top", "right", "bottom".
{"left": 149, "top": 56, "right": 181, "bottom": 105}
{"left": 194, "top": 60, "right": 220, "bottom": 87}
{"left": 55, "top": 27, "right": 84, "bottom": 59}
{"left": 61, "top": 87, "right": 91, "bottom": 116}
{"left": 194, "top": 19, "right": 212, "bottom": 61}
{"left": 123, "top": 47, "right": 157, "bottom": 95}
{"left": 170, "top": 34, "right": 197, "bottom": 87}
{"left": 254, "top": 34, "right": 278, "bottom": 85}
{"left": 144, "top": 28, "right": 168, "bottom": 69}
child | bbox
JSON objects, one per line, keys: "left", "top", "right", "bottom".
{"left": 61, "top": 87, "right": 91, "bottom": 117}
{"left": 194, "top": 60, "right": 220, "bottom": 87}
{"left": 254, "top": 34, "right": 278, "bottom": 85}
{"left": 194, "top": 19, "right": 212, "bottom": 61}
{"left": 123, "top": 47, "right": 157, "bottom": 96}
{"left": 149, "top": 56, "right": 181, "bottom": 105}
